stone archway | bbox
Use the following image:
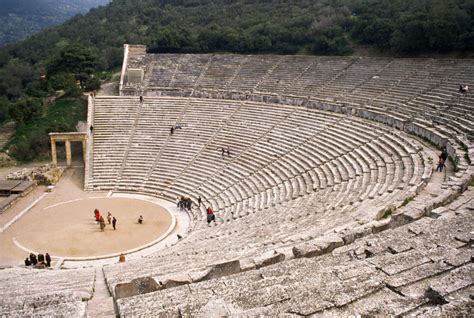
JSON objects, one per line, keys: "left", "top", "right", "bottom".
{"left": 49, "top": 132, "right": 87, "bottom": 166}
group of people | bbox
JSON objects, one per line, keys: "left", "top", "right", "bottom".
{"left": 221, "top": 147, "right": 231, "bottom": 157}
{"left": 25, "top": 252, "right": 51, "bottom": 268}
{"left": 436, "top": 148, "right": 449, "bottom": 172}
{"left": 94, "top": 209, "right": 117, "bottom": 231}
{"left": 177, "top": 196, "right": 193, "bottom": 211}
{"left": 94, "top": 208, "right": 145, "bottom": 230}
{"left": 170, "top": 123, "right": 184, "bottom": 135}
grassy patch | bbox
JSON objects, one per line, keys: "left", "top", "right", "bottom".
{"left": 7, "top": 97, "right": 87, "bottom": 162}
{"left": 401, "top": 196, "right": 414, "bottom": 207}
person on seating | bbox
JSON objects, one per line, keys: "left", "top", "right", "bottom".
{"left": 138, "top": 215, "right": 143, "bottom": 224}
{"left": 221, "top": 147, "right": 225, "bottom": 157}
{"left": 226, "top": 147, "right": 230, "bottom": 157}
{"left": 45, "top": 253, "right": 51, "bottom": 267}
{"left": 207, "top": 207, "right": 216, "bottom": 224}
{"left": 24, "top": 257, "right": 31, "bottom": 266}
{"left": 170, "top": 126, "right": 174, "bottom": 135}
{"left": 112, "top": 217, "right": 117, "bottom": 230}
{"left": 197, "top": 196, "right": 202, "bottom": 207}
{"left": 139, "top": 95, "right": 143, "bottom": 103}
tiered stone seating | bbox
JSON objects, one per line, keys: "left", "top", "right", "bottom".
{"left": 133, "top": 54, "right": 473, "bottom": 137}
{"left": 0, "top": 267, "right": 95, "bottom": 317}
{"left": 115, "top": 196, "right": 473, "bottom": 316}
{"left": 91, "top": 97, "right": 140, "bottom": 190}
{"left": 94, "top": 51, "right": 473, "bottom": 316}
{"left": 93, "top": 96, "right": 431, "bottom": 297}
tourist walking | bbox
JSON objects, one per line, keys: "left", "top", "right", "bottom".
{"left": 112, "top": 217, "right": 117, "bottom": 230}
{"left": 436, "top": 157, "right": 445, "bottom": 172}
{"left": 198, "top": 196, "right": 202, "bottom": 207}
{"left": 107, "top": 212, "right": 112, "bottom": 224}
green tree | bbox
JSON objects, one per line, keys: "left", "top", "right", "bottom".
{"left": 47, "top": 44, "right": 97, "bottom": 89}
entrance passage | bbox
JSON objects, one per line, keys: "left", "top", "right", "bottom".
{"left": 49, "top": 132, "right": 87, "bottom": 166}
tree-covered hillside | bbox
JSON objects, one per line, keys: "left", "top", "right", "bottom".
{"left": 0, "top": 0, "right": 472, "bottom": 161}
{"left": 0, "top": 0, "right": 111, "bottom": 46}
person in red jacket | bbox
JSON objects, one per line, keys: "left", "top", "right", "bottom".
{"left": 94, "top": 209, "right": 100, "bottom": 223}
{"left": 207, "top": 207, "right": 215, "bottom": 224}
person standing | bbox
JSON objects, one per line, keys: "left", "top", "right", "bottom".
{"left": 197, "top": 196, "right": 202, "bottom": 207}
{"left": 94, "top": 209, "right": 101, "bottom": 223}
{"left": 99, "top": 216, "right": 106, "bottom": 231}
{"left": 112, "top": 217, "right": 117, "bottom": 230}
{"left": 138, "top": 215, "right": 143, "bottom": 224}
{"left": 207, "top": 207, "right": 216, "bottom": 224}
{"left": 45, "top": 253, "right": 51, "bottom": 267}
{"left": 107, "top": 212, "right": 112, "bottom": 224}
{"left": 29, "top": 253, "right": 37, "bottom": 265}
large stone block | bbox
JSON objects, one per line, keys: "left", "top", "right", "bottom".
{"left": 115, "top": 276, "right": 160, "bottom": 300}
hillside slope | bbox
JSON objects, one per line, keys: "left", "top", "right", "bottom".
{"left": 0, "top": 0, "right": 110, "bottom": 46}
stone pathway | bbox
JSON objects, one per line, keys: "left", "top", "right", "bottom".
{"left": 86, "top": 267, "right": 116, "bottom": 317}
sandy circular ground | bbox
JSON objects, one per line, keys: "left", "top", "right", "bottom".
{"left": 14, "top": 197, "right": 172, "bottom": 258}
{"left": 0, "top": 166, "right": 176, "bottom": 266}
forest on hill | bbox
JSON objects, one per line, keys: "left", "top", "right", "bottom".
{"left": 0, "top": 0, "right": 111, "bottom": 46}
{"left": 0, "top": 0, "right": 473, "bottom": 161}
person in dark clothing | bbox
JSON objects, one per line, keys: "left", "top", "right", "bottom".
{"left": 197, "top": 196, "right": 202, "bottom": 207}
{"left": 140, "top": 95, "right": 143, "bottom": 103}
{"left": 440, "top": 148, "right": 448, "bottom": 162}
{"left": 30, "top": 253, "right": 37, "bottom": 265}
{"left": 138, "top": 215, "right": 143, "bottom": 224}
{"left": 24, "top": 257, "right": 31, "bottom": 266}
{"left": 90, "top": 125, "right": 94, "bottom": 132}
{"left": 170, "top": 127, "right": 174, "bottom": 135}
{"left": 112, "top": 217, "right": 117, "bottom": 230}
{"left": 45, "top": 253, "right": 51, "bottom": 267}
{"left": 221, "top": 148, "right": 225, "bottom": 157}
{"left": 37, "top": 254, "right": 45, "bottom": 264}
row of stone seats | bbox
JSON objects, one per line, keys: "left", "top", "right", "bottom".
{"left": 115, "top": 195, "right": 473, "bottom": 316}
{"left": 0, "top": 267, "right": 95, "bottom": 316}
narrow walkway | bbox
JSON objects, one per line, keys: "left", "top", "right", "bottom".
{"left": 86, "top": 267, "right": 116, "bottom": 317}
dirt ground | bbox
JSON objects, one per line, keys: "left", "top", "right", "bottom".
{"left": 0, "top": 163, "right": 172, "bottom": 266}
